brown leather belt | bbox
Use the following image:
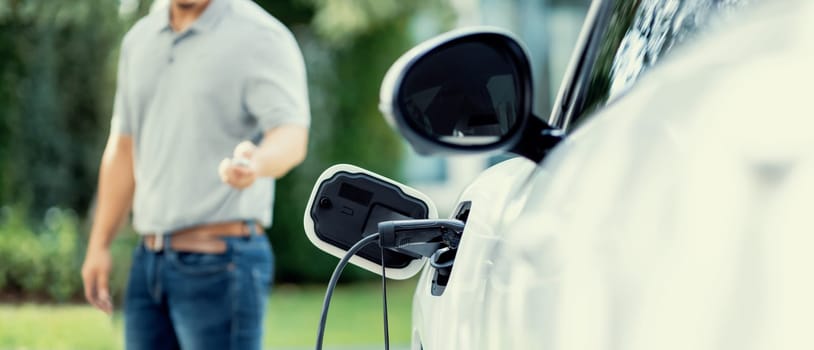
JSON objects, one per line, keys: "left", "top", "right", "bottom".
{"left": 143, "top": 221, "right": 264, "bottom": 254}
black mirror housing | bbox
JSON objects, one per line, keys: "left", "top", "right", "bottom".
{"left": 380, "top": 27, "right": 558, "bottom": 160}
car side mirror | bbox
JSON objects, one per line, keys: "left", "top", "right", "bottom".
{"left": 379, "top": 27, "right": 563, "bottom": 162}
{"left": 303, "top": 164, "right": 438, "bottom": 280}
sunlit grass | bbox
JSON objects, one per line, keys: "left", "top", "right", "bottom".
{"left": 0, "top": 304, "right": 122, "bottom": 350}
{"left": 267, "top": 279, "right": 416, "bottom": 347}
{"left": 0, "top": 279, "right": 417, "bottom": 349}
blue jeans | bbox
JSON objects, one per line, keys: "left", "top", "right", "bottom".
{"left": 124, "top": 228, "right": 273, "bottom": 350}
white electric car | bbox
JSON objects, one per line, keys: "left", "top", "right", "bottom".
{"left": 306, "top": 0, "right": 814, "bottom": 349}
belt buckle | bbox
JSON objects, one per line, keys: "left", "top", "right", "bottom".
{"left": 146, "top": 232, "right": 165, "bottom": 252}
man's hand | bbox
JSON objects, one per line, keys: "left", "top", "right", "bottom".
{"left": 219, "top": 141, "right": 258, "bottom": 189}
{"left": 81, "top": 247, "right": 113, "bottom": 314}
{"left": 82, "top": 133, "right": 133, "bottom": 315}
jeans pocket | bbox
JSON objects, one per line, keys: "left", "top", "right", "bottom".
{"left": 167, "top": 248, "right": 234, "bottom": 275}
{"left": 252, "top": 264, "right": 272, "bottom": 306}
{"left": 132, "top": 243, "right": 146, "bottom": 258}
{"left": 228, "top": 237, "right": 273, "bottom": 335}
{"left": 236, "top": 236, "right": 273, "bottom": 298}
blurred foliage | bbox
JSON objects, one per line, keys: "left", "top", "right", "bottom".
{"left": 0, "top": 206, "right": 136, "bottom": 301}
{"left": 0, "top": 0, "right": 455, "bottom": 299}
{"left": 0, "top": 0, "right": 125, "bottom": 216}
{"left": 0, "top": 0, "right": 138, "bottom": 300}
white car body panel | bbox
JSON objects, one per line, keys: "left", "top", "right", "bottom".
{"left": 492, "top": 4, "right": 814, "bottom": 348}
{"left": 412, "top": 156, "right": 537, "bottom": 350}
{"left": 412, "top": 1, "right": 814, "bottom": 349}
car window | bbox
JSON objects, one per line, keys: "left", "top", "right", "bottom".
{"left": 559, "top": 0, "right": 748, "bottom": 131}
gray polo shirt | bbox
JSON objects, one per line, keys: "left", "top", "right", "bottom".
{"left": 111, "top": 0, "right": 310, "bottom": 234}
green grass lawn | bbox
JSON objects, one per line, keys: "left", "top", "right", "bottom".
{"left": 0, "top": 279, "right": 417, "bottom": 349}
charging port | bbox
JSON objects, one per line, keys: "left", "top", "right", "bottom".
{"left": 430, "top": 201, "right": 471, "bottom": 296}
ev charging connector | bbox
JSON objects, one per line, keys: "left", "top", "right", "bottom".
{"left": 305, "top": 164, "right": 468, "bottom": 350}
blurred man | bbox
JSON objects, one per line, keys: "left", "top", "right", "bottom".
{"left": 80, "top": 0, "right": 309, "bottom": 348}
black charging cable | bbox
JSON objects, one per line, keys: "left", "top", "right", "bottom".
{"left": 380, "top": 243, "right": 390, "bottom": 350}
{"left": 316, "top": 233, "right": 381, "bottom": 350}
{"left": 316, "top": 219, "right": 466, "bottom": 350}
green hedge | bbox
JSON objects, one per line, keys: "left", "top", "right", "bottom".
{"left": 0, "top": 207, "right": 137, "bottom": 301}
{"left": 0, "top": 0, "right": 125, "bottom": 216}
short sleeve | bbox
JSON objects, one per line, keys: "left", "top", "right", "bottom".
{"left": 110, "top": 41, "right": 132, "bottom": 135}
{"left": 243, "top": 28, "right": 311, "bottom": 130}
